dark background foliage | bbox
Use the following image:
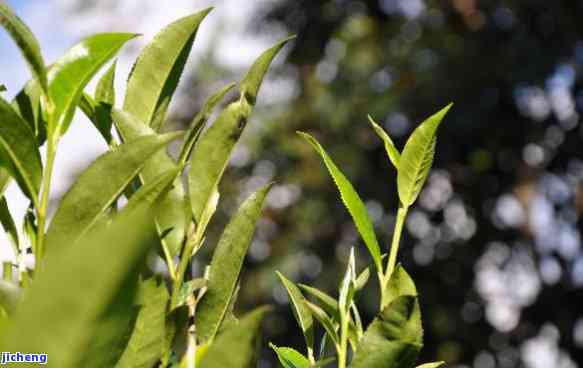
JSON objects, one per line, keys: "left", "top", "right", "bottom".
{"left": 192, "top": 1, "right": 583, "bottom": 366}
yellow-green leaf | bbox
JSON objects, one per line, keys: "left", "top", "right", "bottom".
{"left": 270, "top": 344, "right": 310, "bottom": 368}
{"left": 276, "top": 272, "right": 314, "bottom": 357}
{"left": 397, "top": 104, "right": 452, "bottom": 207}
{"left": 48, "top": 33, "right": 137, "bottom": 136}
{"left": 368, "top": 115, "right": 400, "bottom": 169}
{"left": 417, "top": 362, "right": 446, "bottom": 368}
{"left": 298, "top": 132, "right": 382, "bottom": 272}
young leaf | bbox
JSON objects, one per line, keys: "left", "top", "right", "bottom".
{"left": 298, "top": 132, "right": 382, "bottom": 272}
{"left": 351, "top": 296, "right": 423, "bottom": 368}
{"left": 45, "top": 132, "right": 182, "bottom": 252}
{"left": 270, "top": 344, "right": 311, "bottom": 368}
{"left": 188, "top": 38, "right": 291, "bottom": 224}
{"left": 178, "top": 82, "right": 236, "bottom": 165}
{"left": 95, "top": 61, "right": 116, "bottom": 104}
{"left": 303, "top": 301, "right": 339, "bottom": 346}
{"left": 48, "top": 33, "right": 137, "bottom": 136}
{"left": 112, "top": 109, "right": 187, "bottom": 258}
{"left": 338, "top": 248, "right": 356, "bottom": 315}
{"left": 417, "top": 362, "right": 446, "bottom": 368}
{"left": 383, "top": 264, "right": 417, "bottom": 309}
{"left": 0, "top": 96, "right": 42, "bottom": 206}
{"left": 116, "top": 277, "right": 169, "bottom": 368}
{"left": 0, "top": 204, "right": 156, "bottom": 368}
{"left": 194, "top": 184, "right": 272, "bottom": 343}
{"left": 397, "top": 104, "right": 452, "bottom": 207}
{"left": 239, "top": 36, "right": 295, "bottom": 106}
{"left": 299, "top": 284, "right": 339, "bottom": 319}
{"left": 0, "top": 2, "right": 47, "bottom": 91}
{"left": 124, "top": 9, "right": 212, "bottom": 129}
{"left": 197, "top": 306, "right": 270, "bottom": 368}
{"left": 276, "top": 272, "right": 314, "bottom": 357}
{"left": 368, "top": 115, "right": 400, "bottom": 169}
{"left": 174, "top": 278, "right": 206, "bottom": 309}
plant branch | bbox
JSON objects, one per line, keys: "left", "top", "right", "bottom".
{"left": 386, "top": 205, "right": 408, "bottom": 282}
{"left": 35, "top": 133, "right": 57, "bottom": 271}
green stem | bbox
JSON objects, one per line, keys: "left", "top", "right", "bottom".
{"left": 386, "top": 205, "right": 408, "bottom": 282}
{"left": 337, "top": 312, "right": 350, "bottom": 368}
{"left": 170, "top": 225, "right": 204, "bottom": 309}
{"left": 35, "top": 134, "right": 57, "bottom": 271}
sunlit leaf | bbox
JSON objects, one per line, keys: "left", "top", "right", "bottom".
{"left": 45, "top": 132, "right": 182, "bottom": 252}
{"left": 194, "top": 184, "right": 272, "bottom": 342}
{"left": 383, "top": 264, "right": 417, "bottom": 309}
{"left": 0, "top": 96, "right": 42, "bottom": 206}
{"left": 0, "top": 2, "right": 47, "bottom": 91}
{"left": 298, "top": 132, "right": 382, "bottom": 272}
{"left": 270, "top": 344, "right": 310, "bottom": 368}
{"left": 48, "top": 33, "right": 137, "bottom": 136}
{"left": 417, "top": 362, "right": 446, "bottom": 368}
{"left": 397, "top": 104, "right": 452, "bottom": 207}
{"left": 276, "top": 272, "right": 314, "bottom": 356}
{"left": 197, "top": 306, "right": 270, "bottom": 368}
{"left": 368, "top": 115, "right": 400, "bottom": 169}
{"left": 124, "top": 9, "right": 212, "bottom": 130}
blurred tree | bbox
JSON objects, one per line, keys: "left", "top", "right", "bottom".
{"left": 211, "top": 0, "right": 583, "bottom": 367}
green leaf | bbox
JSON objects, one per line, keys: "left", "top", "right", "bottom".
{"left": 276, "top": 272, "right": 314, "bottom": 356}
{"left": 45, "top": 132, "right": 182, "bottom": 252}
{"left": 299, "top": 284, "right": 339, "bottom": 319}
{"left": 338, "top": 248, "right": 356, "bottom": 315}
{"left": 175, "top": 278, "right": 206, "bottom": 309}
{"left": 397, "top": 104, "right": 452, "bottom": 207}
{"left": 112, "top": 109, "right": 187, "bottom": 258}
{"left": 0, "top": 96, "right": 42, "bottom": 206}
{"left": 0, "top": 197, "right": 18, "bottom": 253}
{"left": 194, "top": 184, "right": 272, "bottom": 342}
{"left": 116, "top": 277, "right": 169, "bottom": 368}
{"left": 48, "top": 33, "right": 137, "bottom": 136}
{"left": 124, "top": 9, "right": 212, "bottom": 129}
{"left": 93, "top": 61, "right": 117, "bottom": 144}
{"left": 383, "top": 264, "right": 417, "bottom": 309}
{"left": 270, "top": 344, "right": 311, "bottom": 368}
{"left": 368, "top": 115, "right": 400, "bottom": 169}
{"left": 188, "top": 38, "right": 290, "bottom": 223}
{"left": 178, "top": 82, "right": 236, "bottom": 165}
{"left": 12, "top": 77, "right": 46, "bottom": 144}
{"left": 240, "top": 36, "right": 294, "bottom": 106}
{"left": 124, "top": 168, "right": 181, "bottom": 212}
{"left": 298, "top": 132, "right": 382, "bottom": 271}
{"left": 351, "top": 296, "right": 423, "bottom": 368}
{"left": 197, "top": 306, "right": 270, "bottom": 368}
{"left": 0, "top": 203, "right": 157, "bottom": 368}
{"left": 0, "top": 280, "right": 21, "bottom": 315}
{"left": 417, "top": 362, "right": 446, "bottom": 368}
{"left": 0, "top": 85, "right": 5, "bottom": 92}
{"left": 303, "top": 301, "right": 339, "bottom": 346}
{"left": 0, "top": 2, "right": 47, "bottom": 91}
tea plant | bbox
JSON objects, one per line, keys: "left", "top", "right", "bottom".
{"left": 272, "top": 106, "right": 452, "bottom": 368}
{"left": 0, "top": 3, "right": 292, "bottom": 367}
